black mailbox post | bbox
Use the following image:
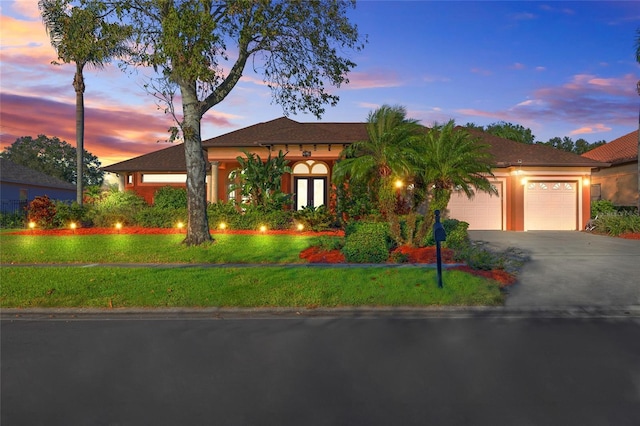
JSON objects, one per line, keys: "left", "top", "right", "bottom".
{"left": 433, "top": 210, "right": 447, "bottom": 288}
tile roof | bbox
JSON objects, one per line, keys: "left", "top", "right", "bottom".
{"left": 202, "top": 117, "right": 369, "bottom": 147}
{"left": 0, "top": 158, "right": 76, "bottom": 190}
{"left": 103, "top": 117, "right": 607, "bottom": 171}
{"left": 581, "top": 130, "right": 638, "bottom": 165}
{"left": 103, "top": 143, "right": 193, "bottom": 173}
{"left": 466, "top": 129, "right": 606, "bottom": 168}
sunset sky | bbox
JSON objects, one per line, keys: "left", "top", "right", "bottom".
{"left": 1, "top": 1, "right": 639, "bottom": 167}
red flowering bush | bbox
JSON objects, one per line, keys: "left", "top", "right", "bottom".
{"left": 28, "top": 196, "right": 57, "bottom": 229}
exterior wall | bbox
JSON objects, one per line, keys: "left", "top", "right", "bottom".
{"left": 0, "top": 182, "right": 76, "bottom": 213}
{"left": 208, "top": 144, "right": 343, "bottom": 206}
{"left": 590, "top": 162, "right": 638, "bottom": 207}
{"left": 122, "top": 172, "right": 187, "bottom": 205}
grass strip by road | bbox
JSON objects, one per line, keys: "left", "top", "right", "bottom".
{"left": 0, "top": 233, "right": 315, "bottom": 264}
{"left": 0, "top": 267, "right": 503, "bottom": 308}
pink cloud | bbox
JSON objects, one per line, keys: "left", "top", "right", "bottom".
{"left": 570, "top": 124, "right": 612, "bottom": 136}
{"left": 0, "top": 93, "right": 178, "bottom": 166}
{"left": 345, "top": 70, "right": 402, "bottom": 89}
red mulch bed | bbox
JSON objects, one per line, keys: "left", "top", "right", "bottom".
{"left": 391, "top": 245, "right": 456, "bottom": 264}
{"left": 299, "top": 246, "right": 346, "bottom": 263}
{"left": 619, "top": 232, "right": 640, "bottom": 240}
{"left": 449, "top": 265, "right": 517, "bottom": 288}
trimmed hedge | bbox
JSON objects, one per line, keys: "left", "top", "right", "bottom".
{"left": 342, "top": 221, "right": 394, "bottom": 263}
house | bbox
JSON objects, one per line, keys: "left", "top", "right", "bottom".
{"left": 581, "top": 130, "right": 638, "bottom": 208}
{"left": 104, "top": 117, "right": 606, "bottom": 231}
{"left": 0, "top": 158, "right": 77, "bottom": 214}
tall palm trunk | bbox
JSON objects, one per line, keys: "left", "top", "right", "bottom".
{"left": 73, "top": 64, "right": 85, "bottom": 206}
{"left": 180, "top": 82, "right": 212, "bottom": 246}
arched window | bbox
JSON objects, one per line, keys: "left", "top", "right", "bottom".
{"left": 292, "top": 160, "right": 329, "bottom": 210}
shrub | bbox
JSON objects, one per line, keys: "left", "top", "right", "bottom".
{"left": 423, "top": 219, "right": 469, "bottom": 249}
{"left": 241, "top": 205, "right": 293, "bottom": 230}
{"left": 135, "top": 206, "right": 187, "bottom": 228}
{"left": 27, "top": 196, "right": 57, "bottom": 229}
{"left": 342, "top": 221, "right": 393, "bottom": 263}
{"left": 154, "top": 186, "right": 187, "bottom": 209}
{"left": 311, "top": 235, "right": 344, "bottom": 252}
{"left": 89, "top": 189, "right": 148, "bottom": 227}
{"left": 591, "top": 199, "right": 616, "bottom": 218}
{"left": 207, "top": 202, "right": 294, "bottom": 230}
{"left": 53, "top": 201, "right": 91, "bottom": 228}
{"left": 594, "top": 212, "right": 640, "bottom": 236}
{"left": 293, "top": 205, "right": 335, "bottom": 231}
{"left": 207, "top": 201, "right": 241, "bottom": 229}
{"left": 0, "top": 212, "right": 26, "bottom": 229}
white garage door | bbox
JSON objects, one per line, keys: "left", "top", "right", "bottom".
{"left": 525, "top": 181, "right": 577, "bottom": 230}
{"left": 447, "top": 183, "right": 503, "bottom": 230}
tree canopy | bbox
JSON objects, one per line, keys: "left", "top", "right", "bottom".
{"left": 465, "top": 121, "right": 607, "bottom": 154}
{"left": 1, "top": 135, "right": 104, "bottom": 186}
{"left": 116, "top": 0, "right": 365, "bottom": 245}
{"left": 484, "top": 121, "right": 536, "bottom": 144}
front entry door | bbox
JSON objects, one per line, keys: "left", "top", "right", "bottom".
{"left": 295, "top": 177, "right": 326, "bottom": 210}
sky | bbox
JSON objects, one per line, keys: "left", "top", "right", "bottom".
{"left": 1, "top": 1, "right": 639, "bottom": 167}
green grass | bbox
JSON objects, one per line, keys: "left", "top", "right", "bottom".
{"left": 0, "top": 233, "right": 506, "bottom": 308}
{"left": 0, "top": 233, "right": 316, "bottom": 264}
{"left": 0, "top": 267, "right": 503, "bottom": 308}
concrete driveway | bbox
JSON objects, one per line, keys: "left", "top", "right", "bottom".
{"left": 468, "top": 231, "right": 640, "bottom": 308}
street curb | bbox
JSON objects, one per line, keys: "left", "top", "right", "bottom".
{"left": 2, "top": 305, "right": 639, "bottom": 320}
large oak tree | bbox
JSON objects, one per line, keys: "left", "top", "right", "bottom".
{"left": 118, "top": 0, "right": 365, "bottom": 245}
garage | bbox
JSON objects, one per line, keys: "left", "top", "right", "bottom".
{"left": 524, "top": 181, "right": 577, "bottom": 230}
{"left": 447, "top": 183, "right": 503, "bottom": 230}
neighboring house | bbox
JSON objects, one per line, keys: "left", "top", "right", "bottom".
{"left": 0, "top": 158, "right": 76, "bottom": 214}
{"left": 104, "top": 117, "right": 606, "bottom": 231}
{"left": 581, "top": 130, "right": 638, "bottom": 208}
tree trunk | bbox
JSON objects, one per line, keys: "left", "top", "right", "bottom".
{"left": 74, "top": 66, "right": 84, "bottom": 206}
{"left": 181, "top": 83, "right": 213, "bottom": 246}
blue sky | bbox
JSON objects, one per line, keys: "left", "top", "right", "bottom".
{"left": 1, "top": 1, "right": 638, "bottom": 166}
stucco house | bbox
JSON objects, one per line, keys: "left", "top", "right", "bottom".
{"left": 104, "top": 117, "right": 605, "bottom": 231}
{"left": 581, "top": 130, "right": 638, "bottom": 208}
{"left": 0, "top": 158, "right": 76, "bottom": 214}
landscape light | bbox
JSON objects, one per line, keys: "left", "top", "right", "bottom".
{"left": 259, "top": 225, "right": 267, "bottom": 233}
{"left": 28, "top": 221, "right": 36, "bottom": 230}
{"left": 297, "top": 223, "right": 304, "bottom": 231}
{"left": 70, "top": 222, "right": 77, "bottom": 233}
{"left": 219, "top": 222, "right": 226, "bottom": 230}
{"left": 176, "top": 221, "right": 184, "bottom": 230}
{"left": 395, "top": 179, "right": 403, "bottom": 189}
{"left": 115, "top": 222, "right": 122, "bottom": 233}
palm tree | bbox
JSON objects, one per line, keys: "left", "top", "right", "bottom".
{"left": 332, "top": 105, "right": 423, "bottom": 216}
{"left": 39, "top": 0, "right": 130, "bottom": 206}
{"left": 415, "top": 120, "right": 497, "bottom": 231}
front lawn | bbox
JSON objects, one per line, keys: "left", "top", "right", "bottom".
{"left": 0, "top": 232, "right": 506, "bottom": 308}
{"left": 0, "top": 233, "right": 314, "bottom": 264}
{"left": 1, "top": 266, "right": 503, "bottom": 308}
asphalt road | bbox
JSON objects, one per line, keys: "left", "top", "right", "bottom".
{"left": 2, "top": 315, "right": 640, "bottom": 426}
